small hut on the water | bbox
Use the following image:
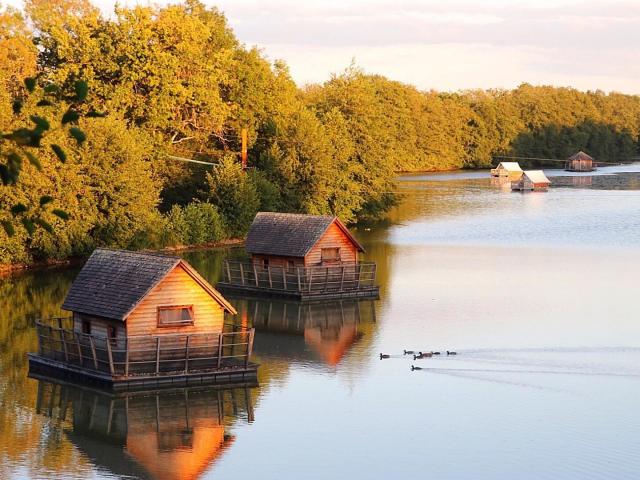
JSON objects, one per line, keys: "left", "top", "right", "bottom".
{"left": 218, "top": 213, "right": 379, "bottom": 300}
{"left": 566, "top": 151, "right": 596, "bottom": 172}
{"left": 29, "top": 249, "right": 257, "bottom": 389}
{"left": 491, "top": 162, "right": 523, "bottom": 178}
{"left": 511, "top": 170, "right": 551, "bottom": 191}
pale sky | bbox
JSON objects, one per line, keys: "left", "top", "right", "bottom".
{"left": 7, "top": 0, "right": 640, "bottom": 93}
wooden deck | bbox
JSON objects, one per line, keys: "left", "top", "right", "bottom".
{"left": 29, "top": 318, "right": 258, "bottom": 391}
{"left": 217, "top": 260, "right": 379, "bottom": 300}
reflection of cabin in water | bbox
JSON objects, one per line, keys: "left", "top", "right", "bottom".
{"left": 566, "top": 151, "right": 596, "bottom": 172}
{"left": 29, "top": 249, "right": 257, "bottom": 390}
{"left": 33, "top": 379, "right": 254, "bottom": 480}
{"left": 491, "top": 162, "right": 523, "bottom": 179}
{"left": 219, "top": 213, "right": 379, "bottom": 300}
{"left": 240, "top": 298, "right": 376, "bottom": 366}
{"left": 511, "top": 170, "right": 551, "bottom": 191}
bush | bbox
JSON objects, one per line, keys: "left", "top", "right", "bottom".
{"left": 165, "top": 202, "right": 226, "bottom": 246}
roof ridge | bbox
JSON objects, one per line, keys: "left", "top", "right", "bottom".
{"left": 94, "top": 247, "right": 181, "bottom": 260}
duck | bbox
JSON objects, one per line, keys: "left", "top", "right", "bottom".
{"left": 419, "top": 351, "right": 433, "bottom": 358}
{"left": 403, "top": 350, "right": 415, "bottom": 355}
{"left": 411, "top": 365, "right": 423, "bottom": 371}
{"left": 432, "top": 351, "right": 441, "bottom": 355}
{"left": 380, "top": 353, "right": 390, "bottom": 359}
{"left": 446, "top": 350, "right": 457, "bottom": 355}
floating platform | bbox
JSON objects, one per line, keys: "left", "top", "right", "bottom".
{"left": 29, "top": 319, "right": 258, "bottom": 392}
{"left": 217, "top": 260, "right": 380, "bottom": 301}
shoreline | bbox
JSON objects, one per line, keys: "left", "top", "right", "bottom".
{"left": 0, "top": 238, "right": 245, "bottom": 278}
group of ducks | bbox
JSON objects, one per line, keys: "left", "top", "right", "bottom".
{"left": 379, "top": 349, "right": 458, "bottom": 371}
{"left": 379, "top": 349, "right": 457, "bottom": 360}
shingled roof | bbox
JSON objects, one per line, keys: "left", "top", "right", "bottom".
{"left": 568, "top": 151, "right": 594, "bottom": 161}
{"left": 62, "top": 249, "right": 235, "bottom": 320}
{"left": 245, "top": 212, "right": 364, "bottom": 258}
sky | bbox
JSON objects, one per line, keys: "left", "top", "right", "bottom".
{"left": 7, "top": 0, "right": 640, "bottom": 93}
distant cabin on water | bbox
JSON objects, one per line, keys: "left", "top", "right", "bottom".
{"left": 512, "top": 170, "right": 551, "bottom": 191}
{"left": 218, "top": 212, "right": 379, "bottom": 300}
{"left": 566, "top": 151, "right": 596, "bottom": 172}
{"left": 29, "top": 249, "right": 257, "bottom": 389}
{"left": 491, "top": 162, "right": 523, "bottom": 178}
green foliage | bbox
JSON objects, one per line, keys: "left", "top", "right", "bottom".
{"left": 206, "top": 155, "right": 259, "bottom": 237}
{"left": 165, "top": 202, "right": 226, "bottom": 246}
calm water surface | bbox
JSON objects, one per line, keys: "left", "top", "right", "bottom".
{"left": 2, "top": 165, "right": 640, "bottom": 479}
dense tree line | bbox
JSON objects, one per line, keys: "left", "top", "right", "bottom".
{"left": 1, "top": 0, "right": 639, "bottom": 265}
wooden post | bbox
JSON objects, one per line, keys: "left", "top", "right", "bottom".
{"left": 89, "top": 336, "right": 98, "bottom": 370}
{"left": 340, "top": 265, "right": 345, "bottom": 292}
{"left": 356, "top": 264, "right": 361, "bottom": 289}
{"left": 225, "top": 260, "right": 232, "bottom": 283}
{"left": 57, "top": 318, "right": 69, "bottom": 362}
{"left": 155, "top": 337, "right": 161, "bottom": 375}
{"left": 308, "top": 268, "right": 313, "bottom": 293}
{"left": 239, "top": 263, "right": 245, "bottom": 285}
{"left": 324, "top": 267, "right": 329, "bottom": 292}
{"left": 253, "top": 264, "right": 259, "bottom": 286}
{"left": 268, "top": 266, "right": 273, "bottom": 288}
{"left": 76, "top": 336, "right": 83, "bottom": 367}
{"left": 185, "top": 335, "right": 190, "bottom": 373}
{"left": 245, "top": 329, "right": 255, "bottom": 367}
{"left": 297, "top": 267, "right": 302, "bottom": 291}
{"left": 106, "top": 337, "right": 115, "bottom": 375}
{"left": 241, "top": 128, "right": 248, "bottom": 170}
{"left": 125, "top": 339, "right": 129, "bottom": 377}
{"left": 282, "top": 267, "right": 287, "bottom": 290}
{"left": 217, "top": 333, "right": 224, "bottom": 368}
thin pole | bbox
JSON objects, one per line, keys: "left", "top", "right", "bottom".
{"left": 241, "top": 128, "right": 248, "bottom": 170}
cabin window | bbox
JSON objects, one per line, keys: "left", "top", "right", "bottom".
{"left": 107, "top": 325, "right": 117, "bottom": 344}
{"left": 287, "top": 260, "right": 296, "bottom": 272}
{"left": 81, "top": 320, "right": 91, "bottom": 335}
{"left": 262, "top": 258, "right": 269, "bottom": 270}
{"left": 321, "top": 247, "right": 341, "bottom": 263}
{"left": 158, "top": 306, "right": 194, "bottom": 327}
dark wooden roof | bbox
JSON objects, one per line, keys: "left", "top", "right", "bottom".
{"left": 568, "top": 151, "right": 594, "bottom": 161}
{"left": 245, "top": 212, "right": 364, "bottom": 258}
{"left": 62, "top": 249, "right": 236, "bottom": 320}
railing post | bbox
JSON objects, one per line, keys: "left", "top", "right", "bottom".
{"left": 217, "top": 332, "right": 224, "bottom": 368}
{"left": 106, "top": 337, "right": 115, "bottom": 375}
{"left": 57, "top": 318, "right": 69, "bottom": 362}
{"left": 245, "top": 329, "right": 255, "bottom": 367}
{"left": 155, "top": 337, "right": 161, "bottom": 375}
{"left": 253, "top": 264, "right": 259, "bottom": 286}
{"left": 356, "top": 264, "right": 361, "bottom": 289}
{"left": 340, "top": 265, "right": 345, "bottom": 291}
{"left": 267, "top": 266, "right": 273, "bottom": 288}
{"left": 239, "top": 263, "right": 245, "bottom": 285}
{"left": 225, "top": 260, "right": 232, "bottom": 283}
{"left": 125, "top": 339, "right": 129, "bottom": 377}
{"left": 308, "top": 268, "right": 313, "bottom": 293}
{"left": 282, "top": 267, "right": 287, "bottom": 290}
{"left": 185, "top": 335, "right": 190, "bottom": 373}
{"left": 297, "top": 267, "right": 302, "bottom": 291}
{"left": 89, "top": 336, "right": 98, "bottom": 370}
{"left": 324, "top": 267, "right": 329, "bottom": 292}
{"left": 75, "top": 335, "right": 83, "bottom": 366}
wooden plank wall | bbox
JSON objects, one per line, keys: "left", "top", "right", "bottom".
{"left": 126, "top": 265, "right": 225, "bottom": 337}
{"left": 305, "top": 223, "right": 358, "bottom": 266}
{"left": 251, "top": 254, "right": 304, "bottom": 268}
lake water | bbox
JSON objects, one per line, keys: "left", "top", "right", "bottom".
{"left": 2, "top": 165, "right": 640, "bottom": 479}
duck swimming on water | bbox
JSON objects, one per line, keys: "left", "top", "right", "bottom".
{"left": 447, "top": 351, "right": 457, "bottom": 355}
{"left": 380, "top": 353, "right": 391, "bottom": 359}
{"left": 404, "top": 350, "right": 415, "bottom": 355}
{"left": 411, "top": 365, "right": 423, "bottom": 371}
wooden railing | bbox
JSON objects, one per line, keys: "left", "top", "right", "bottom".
{"left": 35, "top": 318, "right": 255, "bottom": 378}
{"left": 222, "top": 260, "right": 377, "bottom": 294}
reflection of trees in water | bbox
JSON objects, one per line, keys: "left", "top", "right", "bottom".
{"left": 34, "top": 380, "right": 256, "bottom": 480}
{"left": 552, "top": 173, "right": 640, "bottom": 190}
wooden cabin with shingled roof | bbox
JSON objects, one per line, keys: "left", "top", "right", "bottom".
{"left": 566, "top": 151, "right": 596, "bottom": 172}
{"left": 218, "top": 212, "right": 379, "bottom": 300}
{"left": 511, "top": 170, "right": 551, "bottom": 191}
{"left": 491, "top": 162, "right": 523, "bottom": 179}
{"left": 28, "top": 249, "right": 257, "bottom": 390}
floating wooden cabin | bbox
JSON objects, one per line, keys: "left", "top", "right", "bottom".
{"left": 28, "top": 249, "right": 257, "bottom": 390}
{"left": 218, "top": 212, "right": 379, "bottom": 300}
{"left": 511, "top": 170, "right": 551, "bottom": 191}
{"left": 566, "top": 151, "right": 596, "bottom": 172}
{"left": 491, "top": 162, "right": 523, "bottom": 179}
{"left": 33, "top": 379, "right": 254, "bottom": 480}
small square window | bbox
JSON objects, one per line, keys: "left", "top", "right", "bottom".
{"left": 158, "top": 306, "right": 194, "bottom": 327}
{"left": 321, "top": 247, "right": 340, "bottom": 263}
{"left": 82, "top": 320, "right": 91, "bottom": 335}
{"left": 262, "top": 258, "right": 269, "bottom": 270}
